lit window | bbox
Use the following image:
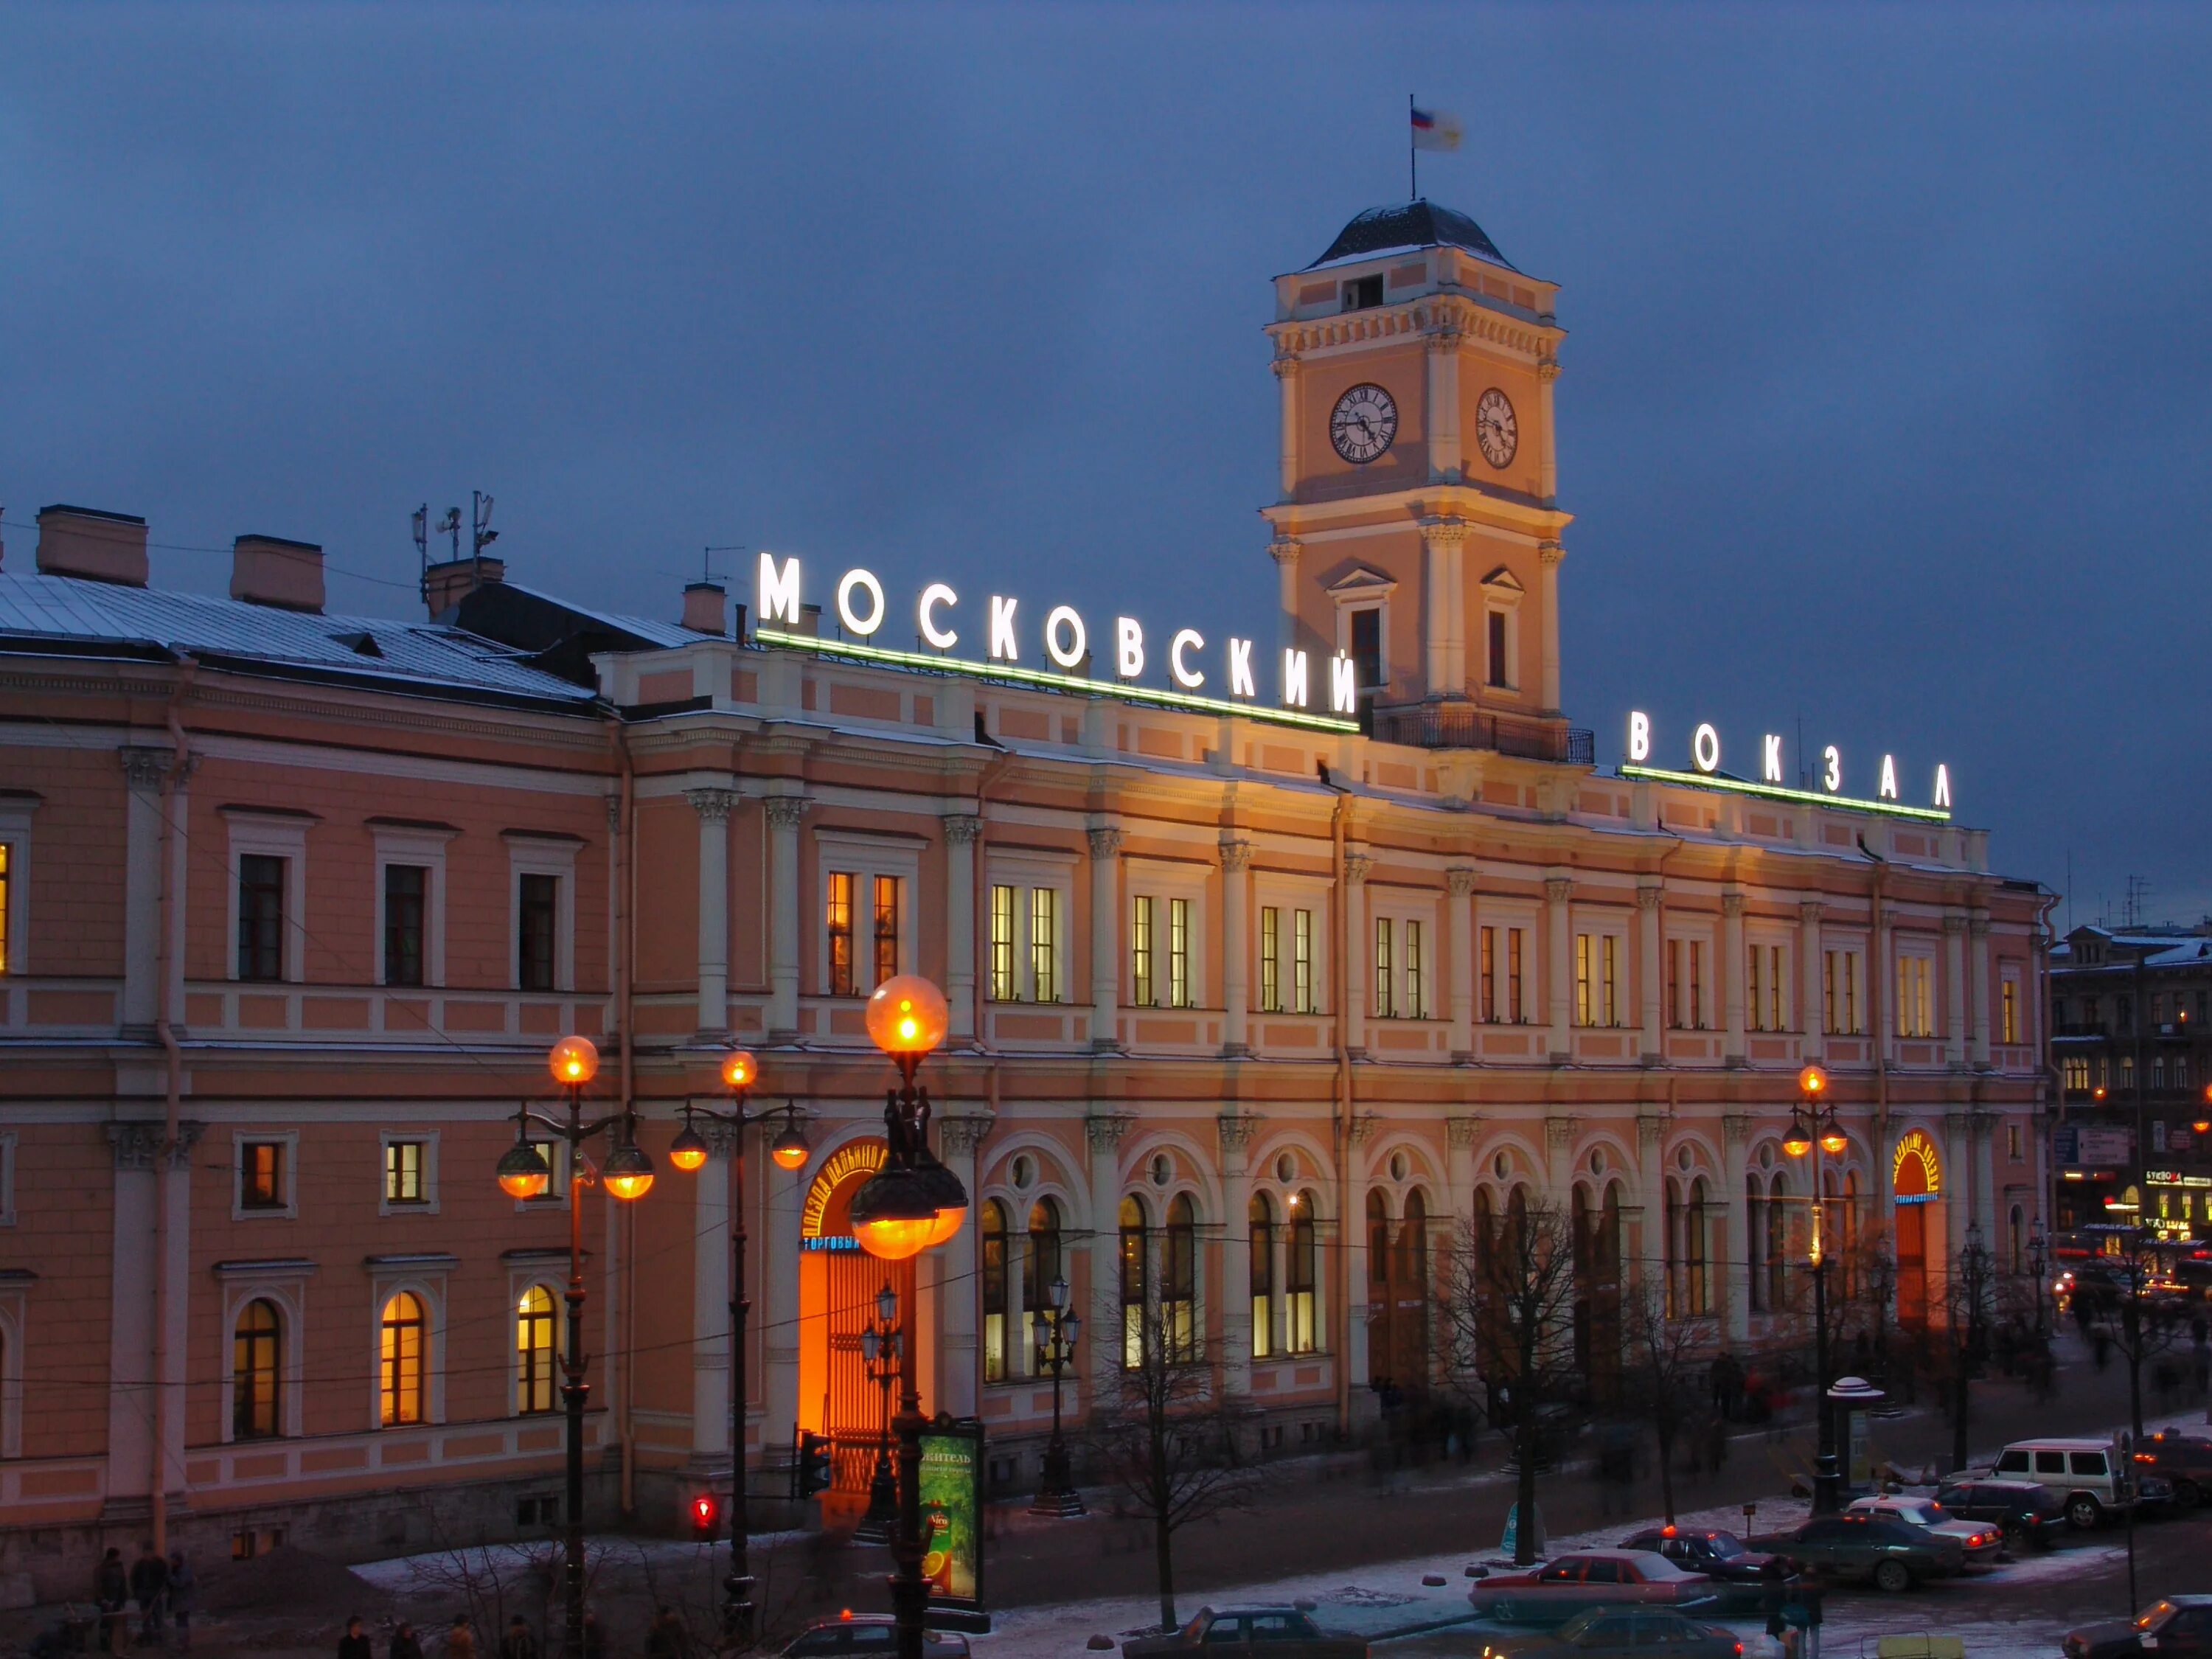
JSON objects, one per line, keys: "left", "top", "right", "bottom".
{"left": 1029, "top": 886, "right": 1058, "bottom": 1004}
{"left": 1024, "top": 1198, "right": 1062, "bottom": 1371}
{"left": 1508, "top": 928, "right": 1526, "bottom": 1023}
{"left": 1120, "top": 1196, "right": 1148, "bottom": 1368}
{"left": 240, "top": 1141, "right": 286, "bottom": 1211}
{"left": 384, "top": 1141, "right": 426, "bottom": 1206}
{"left": 515, "top": 1286, "right": 557, "bottom": 1414}
{"left": 1405, "top": 921, "right": 1425, "bottom": 1018}
{"left": 1293, "top": 908, "right": 1315, "bottom": 1014}
{"left": 1249, "top": 1192, "right": 1274, "bottom": 1360}
{"left": 1375, "top": 917, "right": 1396, "bottom": 1018}
{"left": 1260, "top": 907, "right": 1281, "bottom": 1013}
{"left": 981, "top": 1200, "right": 1007, "bottom": 1382}
{"left": 379, "top": 1293, "right": 426, "bottom": 1427}
{"left": 826, "top": 872, "right": 856, "bottom": 997}
{"left": 1481, "top": 926, "right": 1497, "bottom": 1023}
{"left": 232, "top": 1300, "right": 282, "bottom": 1439}
{"left": 0, "top": 841, "right": 14, "bottom": 973}
{"left": 1575, "top": 933, "right": 1593, "bottom": 1026}
{"left": 2002, "top": 978, "right": 2020, "bottom": 1045}
{"left": 989, "top": 885, "right": 1016, "bottom": 1001}
{"left": 872, "top": 875, "right": 901, "bottom": 990}
{"left": 1602, "top": 933, "right": 1619, "bottom": 1027}
{"left": 1130, "top": 896, "right": 1155, "bottom": 1007}
{"left": 1287, "top": 1192, "right": 1318, "bottom": 1354}
{"left": 1168, "top": 898, "right": 1193, "bottom": 1009}
{"left": 1162, "top": 1194, "right": 1197, "bottom": 1363}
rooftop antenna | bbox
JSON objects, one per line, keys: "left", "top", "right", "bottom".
{"left": 437, "top": 506, "right": 462, "bottom": 563}
{"left": 411, "top": 504, "right": 429, "bottom": 599}
{"left": 702, "top": 544, "right": 744, "bottom": 585}
{"left": 471, "top": 491, "right": 498, "bottom": 580}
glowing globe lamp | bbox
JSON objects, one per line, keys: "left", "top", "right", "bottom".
{"left": 722, "top": 1049, "right": 758, "bottom": 1093}
{"left": 1798, "top": 1064, "right": 1828, "bottom": 1099}
{"left": 498, "top": 1140, "right": 553, "bottom": 1200}
{"left": 866, "top": 975, "right": 950, "bottom": 1060}
{"left": 1819, "top": 1124, "right": 1849, "bottom": 1157}
{"left": 914, "top": 1148, "right": 970, "bottom": 1247}
{"left": 550, "top": 1035, "right": 600, "bottom": 1088}
{"left": 849, "top": 1165, "right": 938, "bottom": 1261}
{"left": 1782, "top": 1120, "right": 1813, "bottom": 1159}
{"left": 668, "top": 1123, "right": 711, "bottom": 1173}
{"left": 770, "top": 1121, "right": 811, "bottom": 1172}
{"left": 602, "top": 1141, "right": 655, "bottom": 1201}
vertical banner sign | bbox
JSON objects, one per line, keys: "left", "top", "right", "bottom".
{"left": 917, "top": 1424, "right": 985, "bottom": 1615}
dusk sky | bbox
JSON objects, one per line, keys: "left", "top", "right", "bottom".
{"left": 5, "top": 4, "right": 2208, "bottom": 929}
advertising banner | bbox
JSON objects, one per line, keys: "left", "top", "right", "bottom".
{"left": 917, "top": 1423, "right": 986, "bottom": 1618}
{"left": 2078, "top": 1127, "right": 2133, "bottom": 1166}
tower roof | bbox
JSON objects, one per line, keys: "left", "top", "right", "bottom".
{"left": 1308, "top": 199, "right": 1514, "bottom": 273}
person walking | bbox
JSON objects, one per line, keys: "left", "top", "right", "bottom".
{"left": 443, "top": 1615, "right": 476, "bottom": 1659}
{"left": 130, "top": 1543, "right": 170, "bottom": 1646}
{"left": 497, "top": 1615, "right": 538, "bottom": 1659}
{"left": 390, "top": 1622, "right": 424, "bottom": 1659}
{"left": 338, "top": 1616, "right": 374, "bottom": 1659}
{"left": 166, "top": 1552, "right": 196, "bottom": 1652}
{"left": 94, "top": 1548, "right": 129, "bottom": 1658}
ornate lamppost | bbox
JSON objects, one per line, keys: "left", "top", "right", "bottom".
{"left": 494, "top": 1037, "right": 657, "bottom": 1659}
{"left": 856, "top": 1284, "right": 903, "bottom": 1544}
{"left": 1029, "top": 1276, "right": 1085, "bottom": 1517}
{"left": 1782, "top": 1062, "right": 1848, "bottom": 1514}
{"left": 848, "top": 975, "right": 967, "bottom": 1659}
{"left": 665, "top": 1049, "right": 810, "bottom": 1646}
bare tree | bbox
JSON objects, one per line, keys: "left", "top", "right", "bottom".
{"left": 1439, "top": 1194, "right": 1581, "bottom": 1565}
{"left": 2101, "top": 1226, "right": 2183, "bottom": 1441}
{"left": 1619, "top": 1279, "right": 1705, "bottom": 1526}
{"left": 1089, "top": 1304, "right": 1262, "bottom": 1632}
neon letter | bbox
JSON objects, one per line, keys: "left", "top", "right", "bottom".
{"left": 990, "top": 595, "right": 1018, "bottom": 662}
{"left": 1116, "top": 616, "right": 1144, "bottom": 678}
{"left": 1823, "top": 745, "right": 1841, "bottom": 793}
{"left": 1228, "top": 638, "right": 1255, "bottom": 698}
{"left": 1170, "top": 629, "right": 1205, "bottom": 689}
{"left": 1627, "top": 710, "right": 1650, "bottom": 763}
{"left": 835, "top": 568, "right": 886, "bottom": 637}
{"left": 1691, "top": 723, "right": 1721, "bottom": 774}
{"left": 918, "top": 582, "right": 958, "bottom": 650}
{"left": 1879, "top": 754, "right": 1899, "bottom": 800}
{"left": 1330, "top": 653, "right": 1357, "bottom": 714}
{"left": 1281, "top": 649, "right": 1309, "bottom": 709}
{"left": 1934, "top": 764, "right": 1952, "bottom": 810}
{"left": 757, "top": 552, "right": 801, "bottom": 627}
{"left": 1762, "top": 734, "right": 1783, "bottom": 785}
{"left": 1044, "top": 605, "right": 1087, "bottom": 670}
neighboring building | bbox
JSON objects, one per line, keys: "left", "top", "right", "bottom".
{"left": 0, "top": 199, "right": 2049, "bottom": 1594}
{"left": 2048, "top": 923, "right": 2212, "bottom": 1236}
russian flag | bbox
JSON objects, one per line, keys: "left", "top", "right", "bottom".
{"left": 1411, "top": 105, "right": 1461, "bottom": 153}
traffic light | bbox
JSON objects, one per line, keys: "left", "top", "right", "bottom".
{"left": 690, "top": 1492, "right": 720, "bottom": 1542}
{"left": 795, "top": 1430, "right": 833, "bottom": 1498}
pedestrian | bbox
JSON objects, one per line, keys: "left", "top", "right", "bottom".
{"left": 498, "top": 1615, "right": 538, "bottom": 1659}
{"left": 94, "top": 1548, "right": 129, "bottom": 1658}
{"left": 444, "top": 1615, "right": 476, "bottom": 1659}
{"left": 130, "top": 1541, "right": 170, "bottom": 1646}
{"left": 579, "top": 1611, "right": 606, "bottom": 1659}
{"left": 391, "top": 1622, "right": 424, "bottom": 1659}
{"left": 339, "top": 1616, "right": 374, "bottom": 1659}
{"left": 167, "top": 1551, "right": 196, "bottom": 1652}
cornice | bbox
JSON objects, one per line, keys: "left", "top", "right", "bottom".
{"left": 1262, "top": 484, "right": 1572, "bottom": 542}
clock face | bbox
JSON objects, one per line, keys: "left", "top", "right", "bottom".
{"left": 1329, "top": 383, "right": 1398, "bottom": 465}
{"left": 1475, "top": 387, "right": 1518, "bottom": 469}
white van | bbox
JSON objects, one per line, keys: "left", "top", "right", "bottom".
{"left": 1987, "top": 1439, "right": 2134, "bottom": 1528}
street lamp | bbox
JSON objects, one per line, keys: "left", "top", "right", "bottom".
{"left": 1030, "top": 1276, "right": 1085, "bottom": 1517}
{"left": 1783, "top": 1063, "right": 1845, "bottom": 1514}
{"left": 666, "top": 1048, "right": 810, "bottom": 1646}
{"left": 857, "top": 1284, "right": 903, "bottom": 1544}
{"left": 494, "top": 1036, "right": 655, "bottom": 1659}
{"left": 850, "top": 975, "right": 966, "bottom": 1659}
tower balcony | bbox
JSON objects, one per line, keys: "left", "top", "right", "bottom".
{"left": 1371, "top": 699, "right": 1593, "bottom": 763}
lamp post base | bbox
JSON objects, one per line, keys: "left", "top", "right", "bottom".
{"left": 857, "top": 1464, "right": 898, "bottom": 1545}
{"left": 1030, "top": 1440, "right": 1085, "bottom": 1517}
{"left": 720, "top": 1573, "right": 756, "bottom": 1647}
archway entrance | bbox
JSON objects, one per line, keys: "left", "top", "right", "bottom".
{"left": 796, "top": 1140, "right": 923, "bottom": 1504}
{"left": 1893, "top": 1131, "right": 1944, "bottom": 1330}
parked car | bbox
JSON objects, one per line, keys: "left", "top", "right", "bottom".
{"left": 782, "top": 1615, "right": 970, "bottom": 1658}
{"left": 2065, "top": 1596, "right": 2212, "bottom": 1658}
{"left": 1478, "top": 1607, "right": 1745, "bottom": 1658}
{"left": 1614, "top": 1527, "right": 1789, "bottom": 1586}
{"left": 1930, "top": 1478, "right": 2070, "bottom": 1551}
{"left": 1844, "top": 1495, "right": 2003, "bottom": 1565}
{"left": 2133, "top": 1431, "right": 2212, "bottom": 1508}
{"left": 1987, "top": 1438, "right": 2138, "bottom": 1528}
{"left": 1121, "top": 1607, "right": 1368, "bottom": 1659}
{"left": 1470, "top": 1551, "right": 1719, "bottom": 1625}
{"left": 1779, "top": 1514, "right": 1964, "bottom": 1593}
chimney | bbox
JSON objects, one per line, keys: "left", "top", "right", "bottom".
{"left": 422, "top": 555, "right": 506, "bottom": 624}
{"left": 681, "top": 580, "right": 727, "bottom": 636}
{"left": 36, "top": 504, "right": 149, "bottom": 588}
{"left": 230, "top": 535, "right": 326, "bottom": 614}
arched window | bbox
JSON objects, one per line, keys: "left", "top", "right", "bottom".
{"left": 1164, "top": 1194, "right": 1198, "bottom": 1363}
{"left": 1119, "top": 1195, "right": 1148, "bottom": 1369}
{"left": 980, "top": 1200, "right": 1009, "bottom": 1382}
{"left": 1403, "top": 1189, "right": 1428, "bottom": 1285}
{"left": 1684, "top": 1178, "right": 1709, "bottom": 1318}
{"left": 232, "top": 1299, "right": 281, "bottom": 1441}
{"left": 1287, "top": 1190, "right": 1318, "bottom": 1354}
{"left": 1367, "top": 1189, "right": 1391, "bottom": 1293}
{"left": 516, "top": 1286, "right": 558, "bottom": 1414}
{"left": 380, "top": 1292, "right": 426, "bottom": 1427}
{"left": 1025, "top": 1196, "right": 1062, "bottom": 1372}
{"left": 1765, "top": 1172, "right": 1789, "bottom": 1312}
{"left": 1250, "top": 1192, "right": 1276, "bottom": 1360}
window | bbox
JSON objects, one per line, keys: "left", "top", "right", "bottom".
{"left": 1120, "top": 1196, "right": 1148, "bottom": 1368}
{"left": 240, "top": 1141, "right": 287, "bottom": 1211}
{"left": 1575, "top": 933, "right": 1621, "bottom": 1027}
{"left": 1025, "top": 1197, "right": 1062, "bottom": 1371}
{"left": 518, "top": 873, "right": 559, "bottom": 992}
{"left": 237, "top": 854, "right": 286, "bottom": 981}
{"left": 1375, "top": 917, "right": 1396, "bottom": 1018}
{"left": 827, "top": 872, "right": 856, "bottom": 997}
{"left": 1293, "top": 908, "right": 1315, "bottom": 1014}
{"left": 380, "top": 1292, "right": 426, "bottom": 1426}
{"left": 232, "top": 1300, "right": 282, "bottom": 1440}
{"left": 2002, "top": 977, "right": 2020, "bottom": 1045}
{"left": 1576, "top": 933, "right": 1593, "bottom": 1026}
{"left": 873, "top": 875, "right": 901, "bottom": 990}
{"left": 1509, "top": 928, "right": 1526, "bottom": 1023}
{"left": 1250, "top": 1193, "right": 1274, "bottom": 1360}
{"left": 989, "top": 885, "right": 1016, "bottom": 1001}
{"left": 1342, "top": 274, "right": 1383, "bottom": 311}
{"left": 383, "top": 864, "right": 427, "bottom": 988}
{"left": 384, "top": 1140, "right": 427, "bottom": 1206}
{"left": 0, "top": 841, "right": 11, "bottom": 973}
{"left": 1481, "top": 926, "right": 1496, "bottom": 1022}
{"left": 1897, "top": 955, "right": 1934, "bottom": 1038}
{"left": 1287, "top": 1192, "right": 1318, "bottom": 1354}
{"left": 1131, "top": 895, "right": 1155, "bottom": 1007}
{"left": 1372, "top": 915, "right": 1427, "bottom": 1020}
{"left": 2063, "top": 1056, "right": 2090, "bottom": 1094}
{"left": 1163, "top": 1194, "right": 1197, "bottom": 1363}
{"left": 1748, "top": 944, "right": 1785, "bottom": 1032}
{"left": 2008, "top": 1123, "right": 2024, "bottom": 1162}
{"left": 1667, "top": 938, "right": 1711, "bottom": 1029}
{"left": 1349, "top": 607, "right": 1383, "bottom": 692}
{"left": 1029, "top": 886, "right": 1058, "bottom": 1004}
{"left": 1486, "top": 609, "right": 1509, "bottom": 689}
{"left": 515, "top": 1286, "right": 557, "bottom": 1414}
{"left": 1168, "top": 897, "right": 1194, "bottom": 1009}
{"left": 1260, "top": 908, "right": 1281, "bottom": 1013}
{"left": 1405, "top": 921, "right": 1425, "bottom": 1018}
{"left": 1824, "top": 948, "right": 1862, "bottom": 1034}
{"left": 981, "top": 1200, "right": 1008, "bottom": 1382}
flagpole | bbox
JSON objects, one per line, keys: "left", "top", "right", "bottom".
{"left": 1408, "top": 92, "right": 1416, "bottom": 201}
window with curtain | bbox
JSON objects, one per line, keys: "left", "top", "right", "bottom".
{"left": 826, "top": 872, "right": 856, "bottom": 996}
{"left": 872, "top": 875, "right": 900, "bottom": 989}
{"left": 1026, "top": 1196, "right": 1062, "bottom": 1370}
{"left": 1249, "top": 1192, "right": 1274, "bottom": 1359}
{"left": 1287, "top": 1192, "right": 1318, "bottom": 1353}
{"left": 232, "top": 1299, "right": 281, "bottom": 1440}
{"left": 981, "top": 1200, "right": 1008, "bottom": 1382}
{"left": 1164, "top": 1194, "right": 1197, "bottom": 1363}
{"left": 516, "top": 1285, "right": 557, "bottom": 1413}
{"left": 1168, "top": 898, "right": 1193, "bottom": 1008}
{"left": 1119, "top": 1195, "right": 1148, "bottom": 1368}
{"left": 380, "top": 1292, "right": 426, "bottom": 1427}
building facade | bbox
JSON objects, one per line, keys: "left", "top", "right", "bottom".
{"left": 0, "top": 201, "right": 2050, "bottom": 1594}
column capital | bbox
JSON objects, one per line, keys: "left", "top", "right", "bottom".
{"left": 1969, "top": 911, "right": 1992, "bottom": 938}
{"left": 1445, "top": 866, "right": 1477, "bottom": 898}
{"left": 685, "top": 787, "right": 739, "bottom": 824}
{"left": 943, "top": 813, "right": 983, "bottom": 847}
{"left": 1427, "top": 326, "right": 1464, "bottom": 354}
{"left": 107, "top": 1119, "right": 204, "bottom": 1170}
{"left": 1536, "top": 360, "right": 1562, "bottom": 384}
{"left": 1942, "top": 913, "right": 1970, "bottom": 936}
{"left": 1267, "top": 535, "right": 1301, "bottom": 568}
{"left": 1085, "top": 1113, "right": 1135, "bottom": 1155}
{"left": 119, "top": 745, "right": 196, "bottom": 791}
{"left": 1088, "top": 824, "right": 1124, "bottom": 860}
{"left": 936, "top": 1114, "right": 995, "bottom": 1158}
{"left": 605, "top": 792, "right": 622, "bottom": 830}
{"left": 1799, "top": 899, "right": 1826, "bottom": 924}
{"left": 1219, "top": 835, "right": 1253, "bottom": 874}
{"left": 1344, "top": 852, "right": 1373, "bottom": 886}
{"left": 1418, "top": 515, "right": 1472, "bottom": 549}
{"left": 1216, "top": 1111, "right": 1262, "bottom": 1158}
{"left": 1638, "top": 1113, "right": 1666, "bottom": 1155}
{"left": 1635, "top": 883, "right": 1663, "bottom": 913}
{"left": 1544, "top": 1114, "right": 1579, "bottom": 1155}
{"left": 1348, "top": 1113, "right": 1382, "bottom": 1148}
{"left": 763, "top": 795, "right": 807, "bottom": 830}
{"left": 1722, "top": 1113, "right": 1750, "bottom": 1148}
{"left": 1447, "top": 1114, "right": 1484, "bottom": 1150}
{"left": 1545, "top": 875, "right": 1573, "bottom": 904}
{"left": 1537, "top": 539, "right": 1566, "bottom": 567}
{"left": 1722, "top": 891, "right": 1747, "bottom": 919}
{"left": 1270, "top": 353, "right": 1301, "bottom": 380}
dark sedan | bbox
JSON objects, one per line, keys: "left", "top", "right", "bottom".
{"left": 1616, "top": 1526, "right": 1787, "bottom": 1584}
{"left": 2065, "top": 1596, "right": 2212, "bottom": 1658}
{"left": 1932, "top": 1478, "right": 2069, "bottom": 1551}
{"left": 1479, "top": 1607, "right": 1744, "bottom": 1659}
{"left": 1121, "top": 1607, "right": 1368, "bottom": 1659}
{"left": 1780, "top": 1514, "right": 1962, "bottom": 1592}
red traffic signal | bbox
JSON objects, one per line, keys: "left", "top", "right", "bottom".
{"left": 689, "top": 1492, "right": 720, "bottom": 1540}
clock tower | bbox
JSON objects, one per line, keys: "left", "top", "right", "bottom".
{"left": 1262, "top": 201, "right": 1572, "bottom": 755}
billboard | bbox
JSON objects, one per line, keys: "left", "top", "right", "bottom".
{"left": 2077, "top": 1127, "right": 2133, "bottom": 1166}
{"left": 917, "top": 1423, "right": 985, "bottom": 1614}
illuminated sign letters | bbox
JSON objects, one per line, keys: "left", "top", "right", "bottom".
{"left": 1622, "top": 709, "right": 1953, "bottom": 819}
